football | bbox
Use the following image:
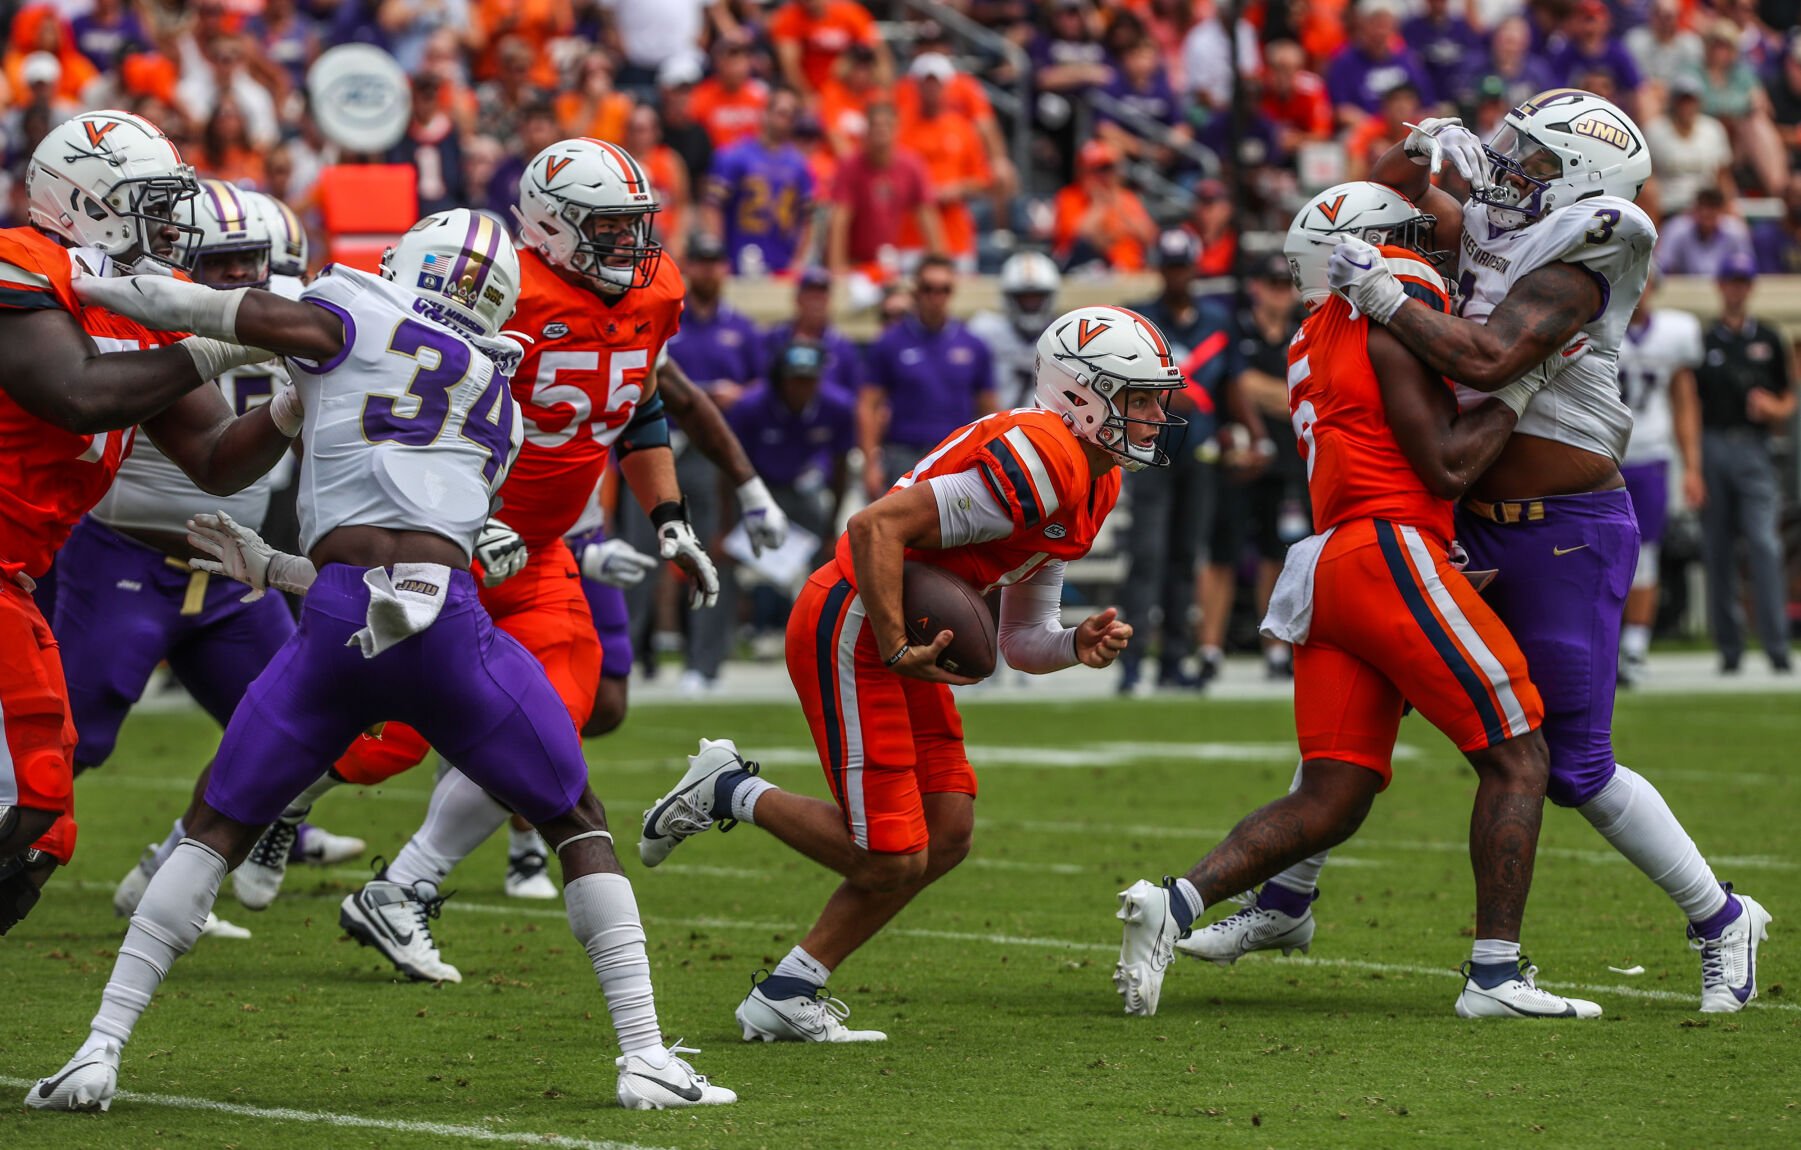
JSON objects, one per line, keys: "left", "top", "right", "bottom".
{"left": 901, "top": 561, "right": 997, "bottom": 680}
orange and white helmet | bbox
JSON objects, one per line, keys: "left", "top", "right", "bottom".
{"left": 1284, "top": 181, "right": 1441, "bottom": 310}
{"left": 1034, "top": 306, "right": 1186, "bottom": 471}
{"left": 513, "top": 137, "right": 661, "bottom": 294}
{"left": 27, "top": 110, "right": 202, "bottom": 273}
{"left": 380, "top": 209, "right": 521, "bottom": 340}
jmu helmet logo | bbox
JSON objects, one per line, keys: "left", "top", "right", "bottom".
{"left": 1572, "top": 115, "right": 1632, "bottom": 151}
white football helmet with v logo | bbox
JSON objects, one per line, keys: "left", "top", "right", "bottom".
{"left": 1034, "top": 305, "right": 1185, "bottom": 471}
{"left": 513, "top": 138, "right": 661, "bottom": 294}
{"left": 27, "top": 110, "right": 202, "bottom": 273}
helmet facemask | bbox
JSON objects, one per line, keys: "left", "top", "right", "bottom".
{"left": 112, "top": 172, "right": 205, "bottom": 273}
{"left": 1472, "top": 124, "right": 1563, "bottom": 231}
{"left": 561, "top": 203, "right": 662, "bottom": 294}
{"left": 1075, "top": 366, "right": 1187, "bottom": 472}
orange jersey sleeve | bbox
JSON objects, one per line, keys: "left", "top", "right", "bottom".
{"left": 1287, "top": 245, "right": 1455, "bottom": 544}
{"left": 496, "top": 250, "right": 685, "bottom": 545}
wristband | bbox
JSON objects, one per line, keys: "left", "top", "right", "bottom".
{"left": 649, "top": 499, "right": 688, "bottom": 529}
{"left": 179, "top": 336, "right": 275, "bottom": 383}
{"left": 885, "top": 642, "right": 911, "bottom": 667}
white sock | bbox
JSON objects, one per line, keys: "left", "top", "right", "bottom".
{"left": 772, "top": 944, "right": 833, "bottom": 986}
{"left": 1268, "top": 759, "right": 1330, "bottom": 895}
{"left": 509, "top": 824, "right": 547, "bottom": 858}
{"left": 731, "top": 777, "right": 775, "bottom": 825}
{"left": 387, "top": 767, "right": 509, "bottom": 888}
{"left": 279, "top": 772, "right": 343, "bottom": 822}
{"left": 564, "top": 872, "right": 664, "bottom": 1063}
{"left": 91, "top": 840, "right": 226, "bottom": 1047}
{"left": 1621, "top": 623, "right": 1651, "bottom": 661}
{"left": 1470, "top": 938, "right": 1520, "bottom": 966}
{"left": 147, "top": 818, "right": 185, "bottom": 872}
{"left": 1578, "top": 764, "right": 1728, "bottom": 923}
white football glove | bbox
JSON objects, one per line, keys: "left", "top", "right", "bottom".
{"left": 736, "top": 476, "right": 790, "bottom": 557}
{"left": 474, "top": 518, "right": 528, "bottom": 587}
{"left": 1326, "top": 237, "right": 1407, "bottom": 323}
{"left": 580, "top": 537, "right": 659, "bottom": 588}
{"left": 268, "top": 375, "right": 304, "bottom": 437}
{"left": 1402, "top": 116, "right": 1490, "bottom": 191}
{"left": 186, "top": 511, "right": 316, "bottom": 601}
{"left": 70, "top": 272, "right": 246, "bottom": 339}
{"left": 653, "top": 504, "right": 720, "bottom": 609}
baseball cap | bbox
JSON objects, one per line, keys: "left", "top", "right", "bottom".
{"left": 689, "top": 233, "right": 727, "bottom": 262}
{"left": 1254, "top": 252, "right": 1294, "bottom": 282}
{"left": 1155, "top": 229, "right": 1200, "bottom": 268}
{"left": 909, "top": 53, "right": 955, "bottom": 82}
{"left": 1717, "top": 251, "right": 1757, "bottom": 281}
{"left": 797, "top": 265, "right": 832, "bottom": 291}
{"left": 657, "top": 52, "right": 704, "bottom": 89}
{"left": 1670, "top": 72, "right": 1704, "bottom": 99}
{"left": 22, "top": 52, "right": 61, "bottom": 87}
{"left": 780, "top": 341, "right": 826, "bottom": 378}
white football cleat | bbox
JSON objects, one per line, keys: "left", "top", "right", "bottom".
{"left": 293, "top": 824, "right": 367, "bottom": 866}
{"left": 735, "top": 975, "right": 887, "bottom": 1042}
{"left": 113, "top": 844, "right": 157, "bottom": 917}
{"left": 1176, "top": 900, "right": 1315, "bottom": 966}
{"left": 234, "top": 818, "right": 299, "bottom": 910}
{"left": 1114, "top": 878, "right": 1185, "bottom": 1017}
{"left": 25, "top": 1041, "right": 119, "bottom": 1112}
{"left": 615, "top": 1044, "right": 737, "bottom": 1109}
{"left": 1692, "top": 889, "right": 1772, "bottom": 1013}
{"left": 504, "top": 849, "right": 558, "bottom": 899}
{"left": 638, "top": 738, "right": 754, "bottom": 868}
{"left": 339, "top": 875, "right": 462, "bottom": 983}
{"left": 200, "top": 912, "right": 251, "bottom": 940}
{"left": 1454, "top": 961, "right": 1602, "bottom": 1019}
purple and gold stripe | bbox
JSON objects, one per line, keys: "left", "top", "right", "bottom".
{"left": 203, "top": 180, "right": 252, "bottom": 236}
{"left": 448, "top": 212, "right": 503, "bottom": 302}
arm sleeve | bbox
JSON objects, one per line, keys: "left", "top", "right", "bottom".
{"left": 997, "top": 560, "right": 1078, "bottom": 674}
{"left": 926, "top": 467, "right": 1014, "bottom": 547}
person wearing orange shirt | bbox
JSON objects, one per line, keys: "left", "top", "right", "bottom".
{"left": 473, "top": 0, "right": 572, "bottom": 87}
{"left": 894, "top": 25, "right": 1017, "bottom": 210}
{"left": 769, "top": 0, "right": 891, "bottom": 106}
{"left": 5, "top": 5, "right": 99, "bottom": 107}
{"left": 816, "top": 42, "right": 883, "bottom": 159}
{"left": 627, "top": 105, "right": 691, "bottom": 263}
{"left": 1344, "top": 81, "right": 1420, "bottom": 181}
{"left": 894, "top": 55, "right": 990, "bottom": 267}
{"left": 556, "top": 49, "right": 635, "bottom": 145}
{"left": 1052, "top": 140, "right": 1157, "bottom": 273}
{"left": 688, "top": 39, "right": 769, "bottom": 150}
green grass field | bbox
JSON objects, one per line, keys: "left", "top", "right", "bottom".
{"left": 4, "top": 693, "right": 1797, "bottom": 1149}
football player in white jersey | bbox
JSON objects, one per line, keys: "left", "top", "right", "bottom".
{"left": 61, "top": 182, "right": 363, "bottom": 939}
{"left": 968, "top": 250, "right": 1061, "bottom": 409}
{"left": 1614, "top": 269, "right": 1704, "bottom": 685}
{"left": 1202, "top": 89, "right": 1771, "bottom": 1014}
{"left": 29, "top": 209, "right": 736, "bottom": 1113}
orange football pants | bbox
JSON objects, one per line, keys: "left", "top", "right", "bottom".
{"left": 0, "top": 579, "right": 78, "bottom": 862}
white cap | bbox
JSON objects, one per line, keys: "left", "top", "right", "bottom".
{"left": 658, "top": 51, "right": 705, "bottom": 89}
{"left": 22, "top": 52, "right": 61, "bottom": 87}
{"left": 908, "top": 52, "right": 955, "bottom": 82}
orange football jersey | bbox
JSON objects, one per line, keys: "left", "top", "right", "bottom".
{"left": 0, "top": 227, "right": 174, "bottom": 579}
{"left": 496, "top": 247, "right": 685, "bottom": 546}
{"left": 832, "top": 408, "right": 1120, "bottom": 594}
{"left": 1286, "top": 245, "right": 1454, "bottom": 544}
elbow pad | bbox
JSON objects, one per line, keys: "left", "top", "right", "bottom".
{"left": 616, "top": 392, "right": 670, "bottom": 458}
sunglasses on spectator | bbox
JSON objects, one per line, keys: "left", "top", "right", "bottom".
{"left": 916, "top": 282, "right": 953, "bottom": 295}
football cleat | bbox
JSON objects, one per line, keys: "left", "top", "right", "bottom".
{"left": 1691, "top": 888, "right": 1772, "bottom": 1013}
{"left": 339, "top": 872, "right": 462, "bottom": 983}
{"left": 113, "top": 843, "right": 158, "bottom": 917}
{"left": 234, "top": 818, "right": 299, "bottom": 910}
{"left": 638, "top": 738, "right": 756, "bottom": 868}
{"left": 200, "top": 912, "right": 251, "bottom": 940}
{"left": 1454, "top": 960, "right": 1602, "bottom": 1019}
{"left": 504, "top": 849, "right": 558, "bottom": 899}
{"left": 1176, "top": 896, "right": 1315, "bottom": 966}
{"left": 25, "top": 1041, "right": 119, "bottom": 1112}
{"left": 292, "top": 823, "right": 367, "bottom": 866}
{"left": 735, "top": 972, "right": 887, "bottom": 1042}
{"left": 616, "top": 1043, "right": 737, "bottom": 1109}
{"left": 1114, "top": 878, "right": 1186, "bottom": 1016}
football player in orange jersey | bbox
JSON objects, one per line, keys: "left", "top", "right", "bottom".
{"left": 1117, "top": 182, "right": 1599, "bottom": 1020}
{"left": 633, "top": 306, "right": 1182, "bottom": 1042}
{"left": 0, "top": 111, "right": 300, "bottom": 934}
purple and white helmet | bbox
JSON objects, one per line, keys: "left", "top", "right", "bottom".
{"left": 380, "top": 208, "right": 521, "bottom": 339}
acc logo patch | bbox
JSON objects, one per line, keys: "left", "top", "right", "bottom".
{"left": 1044, "top": 523, "right": 1068, "bottom": 540}
{"left": 542, "top": 322, "right": 570, "bottom": 339}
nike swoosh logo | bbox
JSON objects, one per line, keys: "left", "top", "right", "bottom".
{"left": 628, "top": 1071, "right": 704, "bottom": 1102}
{"left": 1552, "top": 545, "right": 1589, "bottom": 556}
{"left": 38, "top": 1061, "right": 102, "bottom": 1099}
{"left": 365, "top": 898, "right": 413, "bottom": 946}
{"left": 1342, "top": 257, "right": 1372, "bottom": 270}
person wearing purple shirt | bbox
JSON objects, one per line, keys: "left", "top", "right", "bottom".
{"left": 71, "top": 0, "right": 150, "bottom": 73}
{"left": 762, "top": 266, "right": 863, "bottom": 404}
{"left": 665, "top": 234, "right": 765, "bottom": 405}
{"left": 1325, "top": 0, "right": 1436, "bottom": 121}
{"left": 1400, "top": 0, "right": 1484, "bottom": 110}
{"left": 1552, "top": 1, "right": 1643, "bottom": 95}
{"left": 1657, "top": 187, "right": 1755, "bottom": 276}
{"left": 704, "top": 87, "right": 816, "bottom": 275}
{"left": 1479, "top": 16, "right": 1560, "bottom": 110}
{"left": 858, "top": 255, "right": 996, "bottom": 499}
{"left": 1749, "top": 180, "right": 1801, "bottom": 275}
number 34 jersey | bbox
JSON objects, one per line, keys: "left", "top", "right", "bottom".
{"left": 1456, "top": 195, "right": 1655, "bottom": 464}
{"left": 496, "top": 248, "right": 685, "bottom": 547}
{"left": 289, "top": 266, "right": 523, "bottom": 557}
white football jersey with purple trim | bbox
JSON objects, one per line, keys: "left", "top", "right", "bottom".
{"left": 291, "top": 266, "right": 523, "bottom": 557}
{"left": 1618, "top": 308, "right": 1703, "bottom": 466}
{"left": 1453, "top": 195, "right": 1655, "bottom": 462}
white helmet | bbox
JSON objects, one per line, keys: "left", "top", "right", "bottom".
{"left": 250, "top": 191, "right": 309, "bottom": 279}
{"left": 1034, "top": 305, "right": 1186, "bottom": 472}
{"left": 1284, "top": 181, "right": 1440, "bottom": 310}
{"left": 27, "top": 110, "right": 202, "bottom": 273}
{"left": 380, "top": 209, "right": 521, "bottom": 340}
{"left": 513, "top": 137, "right": 660, "bottom": 294}
{"left": 1473, "top": 88, "right": 1651, "bottom": 231}
{"left": 191, "top": 180, "right": 272, "bottom": 289}
{"left": 999, "top": 250, "right": 1060, "bottom": 332}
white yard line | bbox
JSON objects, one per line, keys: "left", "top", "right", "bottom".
{"left": 0, "top": 1076, "right": 669, "bottom": 1149}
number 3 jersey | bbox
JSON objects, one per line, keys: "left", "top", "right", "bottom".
{"left": 495, "top": 248, "right": 685, "bottom": 547}
{"left": 1455, "top": 195, "right": 1655, "bottom": 463}
{"left": 289, "top": 265, "right": 523, "bottom": 557}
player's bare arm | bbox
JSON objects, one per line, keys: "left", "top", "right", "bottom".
{"left": 140, "top": 381, "right": 295, "bottom": 497}
{"left": 1369, "top": 325, "right": 1520, "bottom": 500}
{"left": 1379, "top": 261, "right": 1600, "bottom": 391}
{"left": 844, "top": 483, "right": 977, "bottom": 686}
